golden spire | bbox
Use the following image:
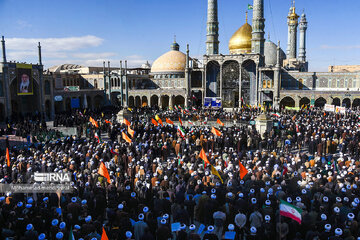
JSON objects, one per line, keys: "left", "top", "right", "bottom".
{"left": 245, "top": 11, "right": 248, "bottom": 23}
{"left": 174, "top": 35, "right": 176, "bottom": 43}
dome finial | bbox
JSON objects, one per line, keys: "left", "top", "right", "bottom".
{"left": 174, "top": 34, "right": 176, "bottom": 43}
{"left": 268, "top": 33, "right": 270, "bottom": 41}
{"left": 245, "top": 11, "right": 248, "bottom": 23}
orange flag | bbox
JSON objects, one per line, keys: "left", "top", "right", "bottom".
{"left": 6, "top": 148, "right": 10, "bottom": 167}
{"left": 89, "top": 117, "right": 99, "bottom": 128}
{"left": 239, "top": 161, "right": 248, "bottom": 180}
{"left": 292, "top": 115, "right": 296, "bottom": 121}
{"left": 158, "top": 118, "right": 164, "bottom": 127}
{"left": 179, "top": 117, "right": 183, "bottom": 126}
{"left": 105, "top": 120, "right": 112, "bottom": 125}
{"left": 166, "top": 118, "right": 174, "bottom": 125}
{"left": 101, "top": 226, "right": 109, "bottom": 240}
{"left": 199, "top": 148, "right": 210, "bottom": 167}
{"left": 122, "top": 132, "right": 132, "bottom": 143}
{"left": 128, "top": 126, "right": 135, "bottom": 138}
{"left": 98, "top": 162, "right": 111, "bottom": 183}
{"left": 211, "top": 127, "right": 222, "bottom": 137}
{"left": 151, "top": 118, "right": 158, "bottom": 126}
{"left": 123, "top": 118, "right": 131, "bottom": 126}
{"left": 217, "top": 119, "right": 224, "bottom": 126}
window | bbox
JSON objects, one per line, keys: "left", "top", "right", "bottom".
{"left": 44, "top": 80, "right": 51, "bottom": 95}
{"left": 353, "top": 80, "right": 357, "bottom": 88}
{"left": 263, "top": 80, "right": 266, "bottom": 89}
{"left": 337, "top": 79, "right": 340, "bottom": 88}
{"left": 328, "top": 79, "right": 332, "bottom": 88}
{"left": 94, "top": 80, "right": 98, "bottom": 89}
{"left": 267, "top": 80, "right": 271, "bottom": 88}
{"left": 299, "top": 79, "right": 303, "bottom": 90}
{"left": 316, "top": 79, "right": 319, "bottom": 88}
{"left": 345, "top": 79, "right": 348, "bottom": 88}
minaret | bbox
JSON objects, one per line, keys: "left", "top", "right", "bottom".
{"left": 185, "top": 44, "right": 190, "bottom": 108}
{"left": 286, "top": 7, "right": 292, "bottom": 57}
{"left": 287, "top": 1, "right": 299, "bottom": 59}
{"left": 206, "top": 0, "right": 219, "bottom": 55}
{"left": 299, "top": 12, "right": 308, "bottom": 62}
{"left": 273, "top": 41, "right": 281, "bottom": 110}
{"left": 251, "top": 0, "right": 265, "bottom": 55}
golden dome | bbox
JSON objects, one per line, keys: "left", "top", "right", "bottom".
{"left": 151, "top": 43, "right": 186, "bottom": 74}
{"left": 229, "top": 13, "right": 252, "bottom": 54}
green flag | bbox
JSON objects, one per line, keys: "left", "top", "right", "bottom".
{"left": 248, "top": 4, "right": 253, "bottom": 10}
{"left": 69, "top": 226, "right": 75, "bottom": 240}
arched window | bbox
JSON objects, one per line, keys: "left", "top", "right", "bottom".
{"left": 94, "top": 80, "right": 98, "bottom": 89}
{"left": 337, "top": 79, "right": 340, "bottom": 88}
{"left": 263, "top": 80, "right": 266, "bottom": 89}
{"left": 316, "top": 79, "right": 319, "bottom": 88}
{"left": 345, "top": 79, "right": 348, "bottom": 88}
{"left": 44, "top": 80, "right": 51, "bottom": 95}
{"left": 267, "top": 80, "right": 271, "bottom": 88}
{"left": 299, "top": 79, "right": 303, "bottom": 90}
{"left": 328, "top": 79, "right": 332, "bottom": 88}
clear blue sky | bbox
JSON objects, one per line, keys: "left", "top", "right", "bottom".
{"left": 0, "top": 0, "right": 359, "bottom": 71}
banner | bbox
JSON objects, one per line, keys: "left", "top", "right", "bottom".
{"left": 17, "top": 63, "right": 33, "bottom": 95}
{"left": 335, "top": 106, "right": 346, "bottom": 114}
{"left": 324, "top": 104, "right": 335, "bottom": 112}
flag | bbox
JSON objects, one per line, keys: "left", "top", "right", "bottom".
{"left": 98, "top": 162, "right": 111, "bottom": 184}
{"left": 272, "top": 113, "right": 280, "bottom": 118}
{"left": 282, "top": 164, "right": 288, "bottom": 176}
{"left": 177, "top": 125, "right": 186, "bottom": 138}
{"left": 295, "top": 123, "right": 299, "bottom": 133}
{"left": 292, "top": 115, "right": 296, "bottom": 121}
{"left": 123, "top": 118, "right": 131, "bottom": 126}
{"left": 332, "top": 159, "right": 338, "bottom": 172}
{"left": 6, "top": 147, "right": 10, "bottom": 167}
{"left": 128, "top": 126, "right": 135, "bottom": 138}
{"left": 280, "top": 200, "right": 302, "bottom": 224}
{"left": 211, "top": 165, "right": 223, "bottom": 184}
{"left": 211, "top": 127, "right": 222, "bottom": 137}
{"left": 151, "top": 118, "right": 158, "bottom": 126}
{"left": 89, "top": 117, "right": 99, "bottom": 128}
{"left": 188, "top": 120, "right": 194, "bottom": 125}
{"left": 217, "top": 119, "right": 224, "bottom": 126}
{"left": 105, "top": 120, "right": 112, "bottom": 125}
{"left": 69, "top": 227, "right": 75, "bottom": 240}
{"left": 158, "top": 118, "right": 164, "bottom": 126}
{"left": 239, "top": 161, "right": 248, "bottom": 180}
{"left": 122, "top": 132, "right": 132, "bottom": 143}
{"left": 179, "top": 117, "right": 183, "bottom": 126}
{"left": 110, "top": 146, "right": 119, "bottom": 156}
{"left": 248, "top": 4, "right": 253, "bottom": 10}
{"left": 101, "top": 112, "right": 104, "bottom": 118}
{"left": 94, "top": 132, "right": 100, "bottom": 143}
{"left": 128, "top": 107, "right": 133, "bottom": 112}
{"left": 174, "top": 105, "right": 178, "bottom": 110}
{"left": 155, "top": 115, "right": 160, "bottom": 121}
{"left": 166, "top": 118, "right": 174, "bottom": 125}
{"left": 199, "top": 148, "right": 210, "bottom": 167}
{"left": 192, "top": 107, "right": 197, "bottom": 111}
{"left": 101, "top": 226, "right": 109, "bottom": 240}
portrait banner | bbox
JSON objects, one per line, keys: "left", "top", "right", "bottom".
{"left": 16, "top": 63, "right": 33, "bottom": 95}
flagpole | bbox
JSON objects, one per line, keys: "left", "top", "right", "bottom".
{"left": 279, "top": 205, "right": 281, "bottom": 240}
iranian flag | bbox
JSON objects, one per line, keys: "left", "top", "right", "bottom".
{"left": 280, "top": 200, "right": 302, "bottom": 224}
{"left": 177, "top": 125, "right": 186, "bottom": 138}
{"left": 95, "top": 132, "right": 100, "bottom": 143}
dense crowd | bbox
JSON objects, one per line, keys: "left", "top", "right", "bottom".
{"left": 0, "top": 107, "right": 360, "bottom": 240}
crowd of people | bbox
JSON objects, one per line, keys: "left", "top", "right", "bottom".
{"left": 0, "top": 106, "right": 360, "bottom": 240}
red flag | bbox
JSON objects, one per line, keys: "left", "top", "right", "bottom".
{"left": 151, "top": 118, "right": 158, "bottom": 126}
{"left": 105, "top": 120, "right": 112, "bottom": 125}
{"left": 216, "top": 119, "right": 224, "bottom": 126}
{"left": 123, "top": 118, "right": 131, "bottom": 126}
{"left": 89, "top": 117, "right": 99, "bottom": 128}
{"left": 98, "top": 162, "right": 111, "bottom": 183}
{"left": 179, "top": 117, "right": 183, "bottom": 126}
{"left": 158, "top": 118, "right": 164, "bottom": 127}
{"left": 199, "top": 148, "right": 210, "bottom": 167}
{"left": 101, "top": 226, "right": 109, "bottom": 240}
{"left": 122, "top": 132, "right": 132, "bottom": 143}
{"left": 6, "top": 148, "right": 10, "bottom": 167}
{"left": 211, "top": 127, "right": 222, "bottom": 137}
{"left": 166, "top": 118, "right": 174, "bottom": 125}
{"left": 128, "top": 126, "right": 135, "bottom": 138}
{"left": 239, "top": 161, "right": 248, "bottom": 180}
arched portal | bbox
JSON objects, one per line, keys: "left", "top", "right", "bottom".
{"left": 128, "top": 96, "right": 135, "bottom": 108}
{"left": 332, "top": 98, "right": 340, "bottom": 106}
{"left": 206, "top": 61, "right": 220, "bottom": 97}
{"left": 174, "top": 95, "right": 185, "bottom": 108}
{"left": 142, "top": 96, "right": 148, "bottom": 107}
{"left": 353, "top": 98, "right": 360, "bottom": 108}
{"left": 241, "top": 60, "right": 256, "bottom": 106}
{"left": 161, "top": 95, "right": 169, "bottom": 109}
{"left": 280, "top": 97, "right": 295, "bottom": 109}
{"left": 314, "top": 97, "right": 327, "bottom": 108}
{"left": 343, "top": 98, "right": 351, "bottom": 108}
{"left": 222, "top": 60, "right": 240, "bottom": 108}
{"left": 299, "top": 97, "right": 310, "bottom": 108}
{"left": 150, "top": 95, "right": 159, "bottom": 107}
{"left": 135, "top": 96, "right": 141, "bottom": 108}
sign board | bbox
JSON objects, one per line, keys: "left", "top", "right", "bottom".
{"left": 54, "top": 95, "right": 63, "bottom": 102}
{"left": 71, "top": 98, "right": 80, "bottom": 109}
{"left": 335, "top": 106, "right": 346, "bottom": 114}
{"left": 204, "top": 97, "right": 222, "bottom": 108}
{"left": 310, "top": 98, "right": 315, "bottom": 107}
{"left": 64, "top": 86, "right": 80, "bottom": 91}
{"left": 285, "top": 106, "right": 300, "bottom": 111}
{"left": 324, "top": 104, "right": 335, "bottom": 112}
{"left": 17, "top": 63, "right": 33, "bottom": 95}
